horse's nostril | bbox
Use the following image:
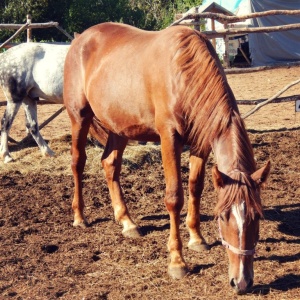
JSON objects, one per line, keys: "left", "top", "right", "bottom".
{"left": 230, "top": 278, "right": 236, "bottom": 288}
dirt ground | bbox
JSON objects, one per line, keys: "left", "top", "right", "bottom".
{"left": 0, "top": 66, "right": 299, "bottom": 300}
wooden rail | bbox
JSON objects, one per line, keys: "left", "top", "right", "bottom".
{"left": 171, "top": 10, "right": 300, "bottom": 26}
{"left": 0, "top": 16, "right": 72, "bottom": 50}
{"left": 0, "top": 21, "right": 59, "bottom": 30}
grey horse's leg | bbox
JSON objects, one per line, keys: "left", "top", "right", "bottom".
{"left": 22, "top": 97, "right": 55, "bottom": 157}
{"left": 0, "top": 101, "right": 22, "bottom": 163}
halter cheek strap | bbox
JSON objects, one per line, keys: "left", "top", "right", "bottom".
{"left": 218, "top": 217, "right": 256, "bottom": 256}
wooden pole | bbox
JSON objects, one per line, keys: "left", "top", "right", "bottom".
{"left": 225, "top": 61, "right": 300, "bottom": 74}
{"left": 237, "top": 95, "right": 299, "bottom": 105}
{"left": 242, "top": 78, "right": 300, "bottom": 119}
{"left": 26, "top": 14, "right": 32, "bottom": 42}
{"left": 194, "top": 7, "right": 200, "bottom": 31}
{"left": 55, "top": 25, "right": 74, "bottom": 40}
{"left": 0, "top": 22, "right": 59, "bottom": 30}
{"left": 204, "top": 23, "right": 300, "bottom": 39}
{"left": 18, "top": 106, "right": 66, "bottom": 145}
{"left": 223, "top": 22, "right": 230, "bottom": 68}
{"left": 170, "top": 10, "right": 300, "bottom": 27}
{"left": 0, "top": 22, "right": 29, "bottom": 49}
{"left": 238, "top": 44, "right": 251, "bottom": 66}
{"left": 38, "top": 106, "right": 66, "bottom": 131}
{"left": 211, "top": 19, "right": 216, "bottom": 49}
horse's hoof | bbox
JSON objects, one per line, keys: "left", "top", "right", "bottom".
{"left": 168, "top": 265, "right": 188, "bottom": 280}
{"left": 122, "top": 227, "right": 141, "bottom": 239}
{"left": 73, "top": 219, "right": 88, "bottom": 228}
{"left": 188, "top": 242, "right": 210, "bottom": 252}
{"left": 4, "top": 156, "right": 14, "bottom": 163}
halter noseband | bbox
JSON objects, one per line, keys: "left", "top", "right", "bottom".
{"left": 218, "top": 217, "right": 256, "bottom": 256}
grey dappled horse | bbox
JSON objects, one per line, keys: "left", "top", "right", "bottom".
{"left": 0, "top": 43, "right": 69, "bottom": 163}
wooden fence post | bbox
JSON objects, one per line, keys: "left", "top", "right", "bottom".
{"left": 194, "top": 7, "right": 200, "bottom": 31}
{"left": 211, "top": 18, "right": 216, "bottom": 49}
{"left": 27, "top": 14, "right": 32, "bottom": 42}
{"left": 223, "top": 22, "right": 230, "bottom": 68}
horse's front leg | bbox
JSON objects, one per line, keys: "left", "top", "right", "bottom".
{"left": 22, "top": 97, "right": 55, "bottom": 157}
{"left": 0, "top": 100, "right": 22, "bottom": 163}
{"left": 101, "top": 133, "right": 141, "bottom": 238}
{"left": 186, "top": 155, "right": 210, "bottom": 251}
{"left": 160, "top": 132, "right": 187, "bottom": 279}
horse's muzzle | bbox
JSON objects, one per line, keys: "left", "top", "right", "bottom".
{"left": 230, "top": 277, "right": 253, "bottom": 294}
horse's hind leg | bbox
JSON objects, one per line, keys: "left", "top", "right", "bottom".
{"left": 0, "top": 101, "right": 22, "bottom": 163}
{"left": 186, "top": 155, "right": 210, "bottom": 251}
{"left": 69, "top": 106, "right": 94, "bottom": 228}
{"left": 101, "top": 133, "right": 140, "bottom": 238}
{"left": 22, "top": 97, "right": 55, "bottom": 157}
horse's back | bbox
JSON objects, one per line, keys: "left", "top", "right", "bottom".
{"left": 0, "top": 43, "right": 69, "bottom": 103}
{"left": 70, "top": 22, "right": 193, "bottom": 67}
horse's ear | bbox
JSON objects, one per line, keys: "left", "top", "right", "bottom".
{"left": 212, "top": 165, "right": 224, "bottom": 189}
{"left": 251, "top": 161, "right": 271, "bottom": 187}
{"left": 74, "top": 32, "right": 81, "bottom": 38}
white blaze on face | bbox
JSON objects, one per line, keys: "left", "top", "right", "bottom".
{"left": 231, "top": 201, "right": 245, "bottom": 247}
{"left": 231, "top": 201, "right": 246, "bottom": 281}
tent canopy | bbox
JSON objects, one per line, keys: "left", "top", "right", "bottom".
{"left": 249, "top": 0, "right": 300, "bottom": 66}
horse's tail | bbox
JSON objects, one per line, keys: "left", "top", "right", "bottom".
{"left": 89, "top": 116, "right": 108, "bottom": 146}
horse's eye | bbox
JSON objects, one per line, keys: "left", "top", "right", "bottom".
{"left": 220, "top": 214, "right": 225, "bottom": 222}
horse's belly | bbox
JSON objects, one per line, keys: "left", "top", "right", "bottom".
{"left": 116, "top": 124, "right": 159, "bottom": 141}
{"left": 96, "top": 112, "right": 159, "bottom": 141}
{"left": 90, "top": 100, "right": 159, "bottom": 141}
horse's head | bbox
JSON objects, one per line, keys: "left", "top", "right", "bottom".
{"left": 212, "top": 161, "right": 270, "bottom": 294}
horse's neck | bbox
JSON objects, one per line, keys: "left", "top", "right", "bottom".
{"left": 212, "top": 133, "right": 235, "bottom": 174}
{"left": 212, "top": 123, "right": 254, "bottom": 175}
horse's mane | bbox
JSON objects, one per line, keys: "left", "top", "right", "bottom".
{"left": 173, "top": 29, "right": 262, "bottom": 218}
{"left": 173, "top": 29, "right": 237, "bottom": 157}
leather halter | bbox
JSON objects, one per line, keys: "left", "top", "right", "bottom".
{"left": 218, "top": 216, "right": 256, "bottom": 256}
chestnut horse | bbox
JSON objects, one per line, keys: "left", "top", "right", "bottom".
{"left": 64, "top": 23, "right": 270, "bottom": 294}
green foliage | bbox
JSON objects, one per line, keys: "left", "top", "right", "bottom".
{"left": 128, "top": 0, "right": 203, "bottom": 30}
{"left": 0, "top": 0, "right": 203, "bottom": 42}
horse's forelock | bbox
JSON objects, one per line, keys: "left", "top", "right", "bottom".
{"left": 214, "top": 171, "right": 263, "bottom": 221}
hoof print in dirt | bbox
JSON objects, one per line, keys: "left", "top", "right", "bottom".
{"left": 41, "top": 244, "right": 59, "bottom": 254}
